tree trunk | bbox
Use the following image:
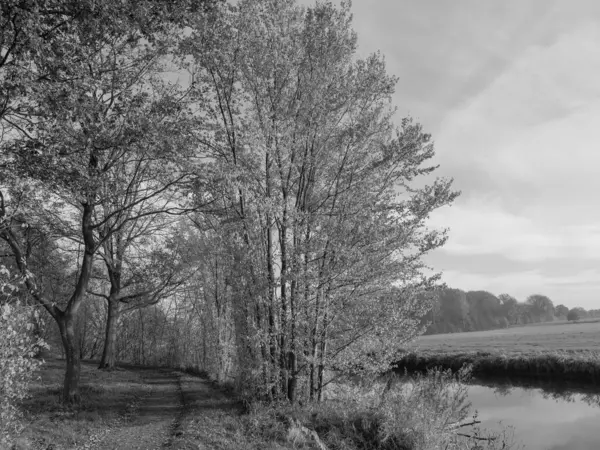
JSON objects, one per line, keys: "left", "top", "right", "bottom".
{"left": 288, "top": 247, "right": 298, "bottom": 403}
{"left": 309, "top": 287, "right": 321, "bottom": 401}
{"left": 279, "top": 218, "right": 289, "bottom": 399}
{"left": 99, "top": 297, "right": 120, "bottom": 369}
{"left": 317, "top": 293, "right": 330, "bottom": 402}
{"left": 58, "top": 315, "right": 81, "bottom": 404}
{"left": 139, "top": 308, "right": 146, "bottom": 365}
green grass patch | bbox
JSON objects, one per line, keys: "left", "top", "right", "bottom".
{"left": 17, "top": 359, "right": 151, "bottom": 449}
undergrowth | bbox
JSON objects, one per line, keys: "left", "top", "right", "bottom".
{"left": 242, "top": 366, "right": 520, "bottom": 450}
{"left": 0, "top": 300, "right": 47, "bottom": 448}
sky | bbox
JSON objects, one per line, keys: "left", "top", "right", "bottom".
{"left": 297, "top": 0, "right": 600, "bottom": 309}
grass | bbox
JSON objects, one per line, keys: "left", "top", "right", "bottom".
{"left": 397, "top": 321, "right": 600, "bottom": 383}
{"left": 416, "top": 320, "right": 600, "bottom": 354}
{"left": 13, "top": 358, "right": 522, "bottom": 450}
{"left": 15, "top": 359, "right": 152, "bottom": 449}
{"left": 14, "top": 359, "right": 292, "bottom": 450}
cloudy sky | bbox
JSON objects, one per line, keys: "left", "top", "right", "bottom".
{"left": 325, "top": 0, "right": 600, "bottom": 308}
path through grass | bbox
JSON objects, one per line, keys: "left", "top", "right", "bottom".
{"left": 17, "top": 360, "right": 290, "bottom": 450}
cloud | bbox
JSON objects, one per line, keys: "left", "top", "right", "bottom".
{"left": 435, "top": 21, "right": 600, "bottom": 192}
{"left": 421, "top": 19, "right": 600, "bottom": 307}
{"left": 427, "top": 194, "right": 600, "bottom": 306}
{"left": 296, "top": 0, "right": 600, "bottom": 308}
{"left": 427, "top": 196, "right": 600, "bottom": 263}
{"left": 439, "top": 268, "right": 600, "bottom": 307}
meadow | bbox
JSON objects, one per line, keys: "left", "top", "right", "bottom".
{"left": 395, "top": 320, "right": 600, "bottom": 384}
{"left": 413, "top": 319, "right": 600, "bottom": 355}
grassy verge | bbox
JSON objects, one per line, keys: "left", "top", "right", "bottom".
{"left": 395, "top": 350, "right": 600, "bottom": 384}
{"left": 16, "top": 359, "right": 152, "bottom": 450}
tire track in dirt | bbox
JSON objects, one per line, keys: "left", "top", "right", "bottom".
{"left": 80, "top": 367, "right": 289, "bottom": 450}
{"left": 85, "top": 369, "right": 184, "bottom": 450}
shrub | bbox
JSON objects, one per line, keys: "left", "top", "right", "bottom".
{"left": 377, "top": 367, "right": 472, "bottom": 449}
{"left": 1, "top": 269, "right": 47, "bottom": 447}
{"left": 567, "top": 309, "right": 580, "bottom": 321}
{"left": 242, "top": 366, "right": 517, "bottom": 449}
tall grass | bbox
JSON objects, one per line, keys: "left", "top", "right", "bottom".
{"left": 243, "top": 367, "right": 518, "bottom": 450}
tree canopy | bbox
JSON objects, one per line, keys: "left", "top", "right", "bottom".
{"left": 1, "top": 0, "right": 457, "bottom": 404}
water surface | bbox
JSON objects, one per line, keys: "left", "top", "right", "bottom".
{"left": 468, "top": 381, "right": 600, "bottom": 450}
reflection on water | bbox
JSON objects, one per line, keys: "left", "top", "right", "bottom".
{"left": 468, "top": 379, "right": 600, "bottom": 450}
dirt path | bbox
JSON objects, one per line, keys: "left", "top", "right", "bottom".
{"left": 86, "top": 369, "right": 185, "bottom": 450}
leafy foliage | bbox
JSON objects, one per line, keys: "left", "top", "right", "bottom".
{"left": 567, "top": 308, "right": 581, "bottom": 321}
{"left": 2, "top": 0, "right": 458, "bottom": 409}
{"left": 423, "top": 288, "right": 590, "bottom": 334}
{"left": 183, "top": 0, "right": 457, "bottom": 402}
{"left": 0, "top": 269, "right": 47, "bottom": 447}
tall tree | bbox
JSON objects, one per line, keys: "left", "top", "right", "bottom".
{"left": 184, "top": 0, "right": 458, "bottom": 402}
{"left": 555, "top": 304, "right": 569, "bottom": 319}
{"left": 0, "top": 0, "right": 195, "bottom": 402}
{"left": 89, "top": 151, "right": 197, "bottom": 370}
{"left": 466, "top": 291, "right": 503, "bottom": 330}
{"left": 498, "top": 293, "right": 519, "bottom": 325}
{"left": 526, "top": 294, "right": 555, "bottom": 322}
{"left": 439, "top": 289, "right": 469, "bottom": 332}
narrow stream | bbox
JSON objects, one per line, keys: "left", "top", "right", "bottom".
{"left": 466, "top": 380, "right": 600, "bottom": 449}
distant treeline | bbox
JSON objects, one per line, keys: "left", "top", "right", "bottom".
{"left": 423, "top": 289, "right": 600, "bottom": 335}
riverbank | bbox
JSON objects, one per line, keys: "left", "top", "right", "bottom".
{"left": 15, "top": 359, "right": 516, "bottom": 450}
{"left": 395, "top": 350, "right": 600, "bottom": 384}
{"left": 241, "top": 367, "right": 517, "bottom": 450}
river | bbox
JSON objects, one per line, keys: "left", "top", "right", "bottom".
{"left": 466, "top": 379, "right": 600, "bottom": 449}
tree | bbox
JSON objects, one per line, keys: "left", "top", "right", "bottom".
{"left": 0, "top": 0, "right": 197, "bottom": 402}
{"left": 569, "top": 307, "right": 588, "bottom": 321}
{"left": 184, "top": 0, "right": 458, "bottom": 402}
{"left": 515, "top": 302, "right": 534, "bottom": 324}
{"left": 426, "top": 288, "right": 468, "bottom": 333}
{"left": 466, "top": 291, "right": 502, "bottom": 330}
{"left": 567, "top": 309, "right": 580, "bottom": 321}
{"left": 88, "top": 153, "right": 198, "bottom": 370}
{"left": 526, "top": 294, "right": 554, "bottom": 322}
{"left": 555, "top": 304, "right": 569, "bottom": 319}
{"left": 498, "top": 294, "right": 518, "bottom": 325}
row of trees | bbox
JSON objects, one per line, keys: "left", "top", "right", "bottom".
{"left": 0, "top": 0, "right": 456, "bottom": 404}
{"left": 423, "top": 288, "right": 598, "bottom": 335}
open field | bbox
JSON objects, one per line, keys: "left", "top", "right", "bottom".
{"left": 412, "top": 320, "right": 600, "bottom": 355}
{"left": 395, "top": 321, "right": 600, "bottom": 384}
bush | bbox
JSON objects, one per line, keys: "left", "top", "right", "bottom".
{"left": 567, "top": 309, "right": 580, "bottom": 321}
{"left": 1, "top": 274, "right": 47, "bottom": 447}
{"left": 242, "top": 366, "right": 517, "bottom": 450}
{"left": 377, "top": 367, "right": 472, "bottom": 449}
